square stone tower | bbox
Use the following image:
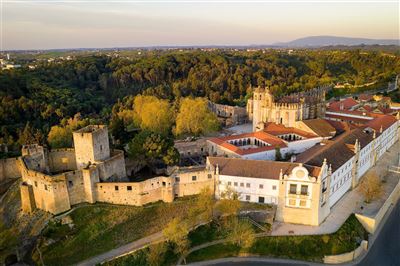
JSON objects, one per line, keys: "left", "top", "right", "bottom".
{"left": 73, "top": 125, "right": 110, "bottom": 169}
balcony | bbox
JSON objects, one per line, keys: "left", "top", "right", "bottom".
{"left": 287, "top": 191, "right": 309, "bottom": 197}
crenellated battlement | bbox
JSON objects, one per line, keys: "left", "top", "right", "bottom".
{"left": 249, "top": 85, "right": 328, "bottom": 130}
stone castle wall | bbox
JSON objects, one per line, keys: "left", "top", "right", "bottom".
{"left": 0, "top": 157, "right": 20, "bottom": 182}
{"left": 96, "top": 177, "right": 174, "bottom": 206}
{"left": 96, "top": 150, "right": 126, "bottom": 181}
{"left": 48, "top": 149, "right": 77, "bottom": 173}
{"left": 19, "top": 158, "right": 71, "bottom": 214}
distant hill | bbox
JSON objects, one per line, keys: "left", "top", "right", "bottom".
{"left": 274, "top": 36, "right": 399, "bottom": 47}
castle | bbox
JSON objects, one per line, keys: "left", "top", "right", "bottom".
{"left": 18, "top": 125, "right": 214, "bottom": 215}
{"left": 247, "top": 86, "right": 327, "bottom": 131}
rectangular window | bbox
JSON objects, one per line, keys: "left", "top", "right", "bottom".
{"left": 127, "top": 186, "right": 132, "bottom": 191}
{"left": 44, "top": 184, "right": 48, "bottom": 191}
{"left": 162, "top": 182, "right": 166, "bottom": 187}
{"left": 301, "top": 185, "right": 308, "bottom": 195}
{"left": 246, "top": 195, "right": 250, "bottom": 201}
{"left": 175, "top": 177, "right": 180, "bottom": 182}
{"left": 258, "top": 197, "right": 265, "bottom": 203}
{"left": 34, "top": 181, "right": 38, "bottom": 187}
{"left": 246, "top": 183, "right": 250, "bottom": 188}
{"left": 192, "top": 176, "right": 197, "bottom": 181}
{"left": 228, "top": 181, "right": 232, "bottom": 186}
{"left": 234, "top": 182, "right": 238, "bottom": 187}
{"left": 240, "top": 182, "right": 244, "bottom": 187}
{"left": 289, "top": 184, "right": 297, "bottom": 194}
{"left": 272, "top": 185, "right": 277, "bottom": 190}
{"left": 259, "top": 184, "right": 264, "bottom": 189}
{"left": 299, "top": 200, "right": 307, "bottom": 207}
{"left": 208, "top": 174, "right": 212, "bottom": 179}
{"left": 289, "top": 199, "right": 296, "bottom": 206}
{"left": 115, "top": 186, "right": 119, "bottom": 191}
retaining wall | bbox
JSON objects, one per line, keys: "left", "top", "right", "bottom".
{"left": 355, "top": 179, "right": 400, "bottom": 234}
{"left": 323, "top": 240, "right": 368, "bottom": 264}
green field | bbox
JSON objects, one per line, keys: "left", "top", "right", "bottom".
{"left": 187, "top": 214, "right": 368, "bottom": 263}
{"left": 34, "top": 197, "right": 195, "bottom": 266}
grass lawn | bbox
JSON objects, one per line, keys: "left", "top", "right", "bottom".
{"left": 34, "top": 197, "right": 195, "bottom": 266}
{"left": 187, "top": 214, "right": 368, "bottom": 263}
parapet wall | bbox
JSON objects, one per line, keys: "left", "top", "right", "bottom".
{"left": 96, "top": 150, "right": 126, "bottom": 181}
{"left": 96, "top": 176, "right": 174, "bottom": 206}
{"left": 19, "top": 157, "right": 71, "bottom": 214}
{"left": 0, "top": 157, "right": 20, "bottom": 182}
{"left": 48, "top": 149, "right": 77, "bottom": 173}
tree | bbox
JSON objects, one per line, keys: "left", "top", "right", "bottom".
{"left": 133, "top": 95, "right": 173, "bottom": 135}
{"left": 18, "top": 122, "right": 36, "bottom": 146}
{"left": 174, "top": 98, "right": 220, "bottom": 137}
{"left": 47, "top": 125, "right": 73, "bottom": 148}
{"left": 275, "top": 146, "right": 283, "bottom": 161}
{"left": 127, "top": 131, "right": 179, "bottom": 166}
{"left": 47, "top": 113, "right": 90, "bottom": 149}
{"left": 188, "top": 187, "right": 214, "bottom": 224}
{"left": 214, "top": 186, "right": 241, "bottom": 218}
{"left": 147, "top": 242, "right": 167, "bottom": 266}
{"left": 163, "top": 218, "right": 190, "bottom": 262}
{"left": 226, "top": 218, "right": 255, "bottom": 250}
{"left": 359, "top": 171, "right": 383, "bottom": 203}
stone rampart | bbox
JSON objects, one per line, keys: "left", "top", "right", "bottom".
{"left": 0, "top": 157, "right": 20, "bottom": 181}
{"left": 48, "top": 149, "right": 77, "bottom": 173}
{"left": 97, "top": 150, "right": 126, "bottom": 181}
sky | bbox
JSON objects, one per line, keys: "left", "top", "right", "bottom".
{"left": 1, "top": 0, "right": 399, "bottom": 50}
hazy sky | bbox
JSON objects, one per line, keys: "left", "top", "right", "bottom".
{"left": 1, "top": 0, "right": 399, "bottom": 50}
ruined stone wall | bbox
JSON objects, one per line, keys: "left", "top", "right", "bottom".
{"left": 19, "top": 158, "right": 71, "bottom": 214}
{"left": 95, "top": 176, "right": 174, "bottom": 206}
{"left": 175, "top": 139, "right": 208, "bottom": 158}
{"left": 64, "top": 170, "right": 85, "bottom": 205}
{"left": 23, "top": 149, "right": 48, "bottom": 173}
{"left": 48, "top": 149, "right": 77, "bottom": 173}
{"left": 0, "top": 157, "right": 20, "bottom": 182}
{"left": 96, "top": 150, "right": 126, "bottom": 181}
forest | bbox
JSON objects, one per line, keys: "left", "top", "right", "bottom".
{"left": 0, "top": 49, "right": 399, "bottom": 157}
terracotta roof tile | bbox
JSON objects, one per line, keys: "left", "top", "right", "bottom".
{"left": 300, "top": 119, "right": 336, "bottom": 138}
{"left": 263, "top": 123, "right": 318, "bottom": 138}
{"left": 208, "top": 131, "right": 287, "bottom": 155}
{"left": 208, "top": 157, "right": 321, "bottom": 180}
{"left": 366, "top": 115, "right": 397, "bottom": 132}
{"left": 329, "top": 98, "right": 359, "bottom": 111}
{"left": 297, "top": 127, "right": 374, "bottom": 171}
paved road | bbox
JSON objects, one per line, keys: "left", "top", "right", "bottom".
{"left": 357, "top": 200, "right": 400, "bottom": 266}
{"left": 76, "top": 231, "right": 164, "bottom": 266}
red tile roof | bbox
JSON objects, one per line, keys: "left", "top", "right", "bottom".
{"left": 297, "top": 127, "right": 374, "bottom": 171}
{"left": 208, "top": 157, "right": 321, "bottom": 180}
{"left": 329, "top": 98, "right": 359, "bottom": 111}
{"left": 366, "top": 115, "right": 398, "bottom": 132}
{"left": 358, "top": 94, "right": 373, "bottom": 102}
{"left": 208, "top": 131, "right": 287, "bottom": 155}
{"left": 263, "top": 122, "right": 318, "bottom": 138}
{"left": 300, "top": 119, "right": 336, "bottom": 138}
